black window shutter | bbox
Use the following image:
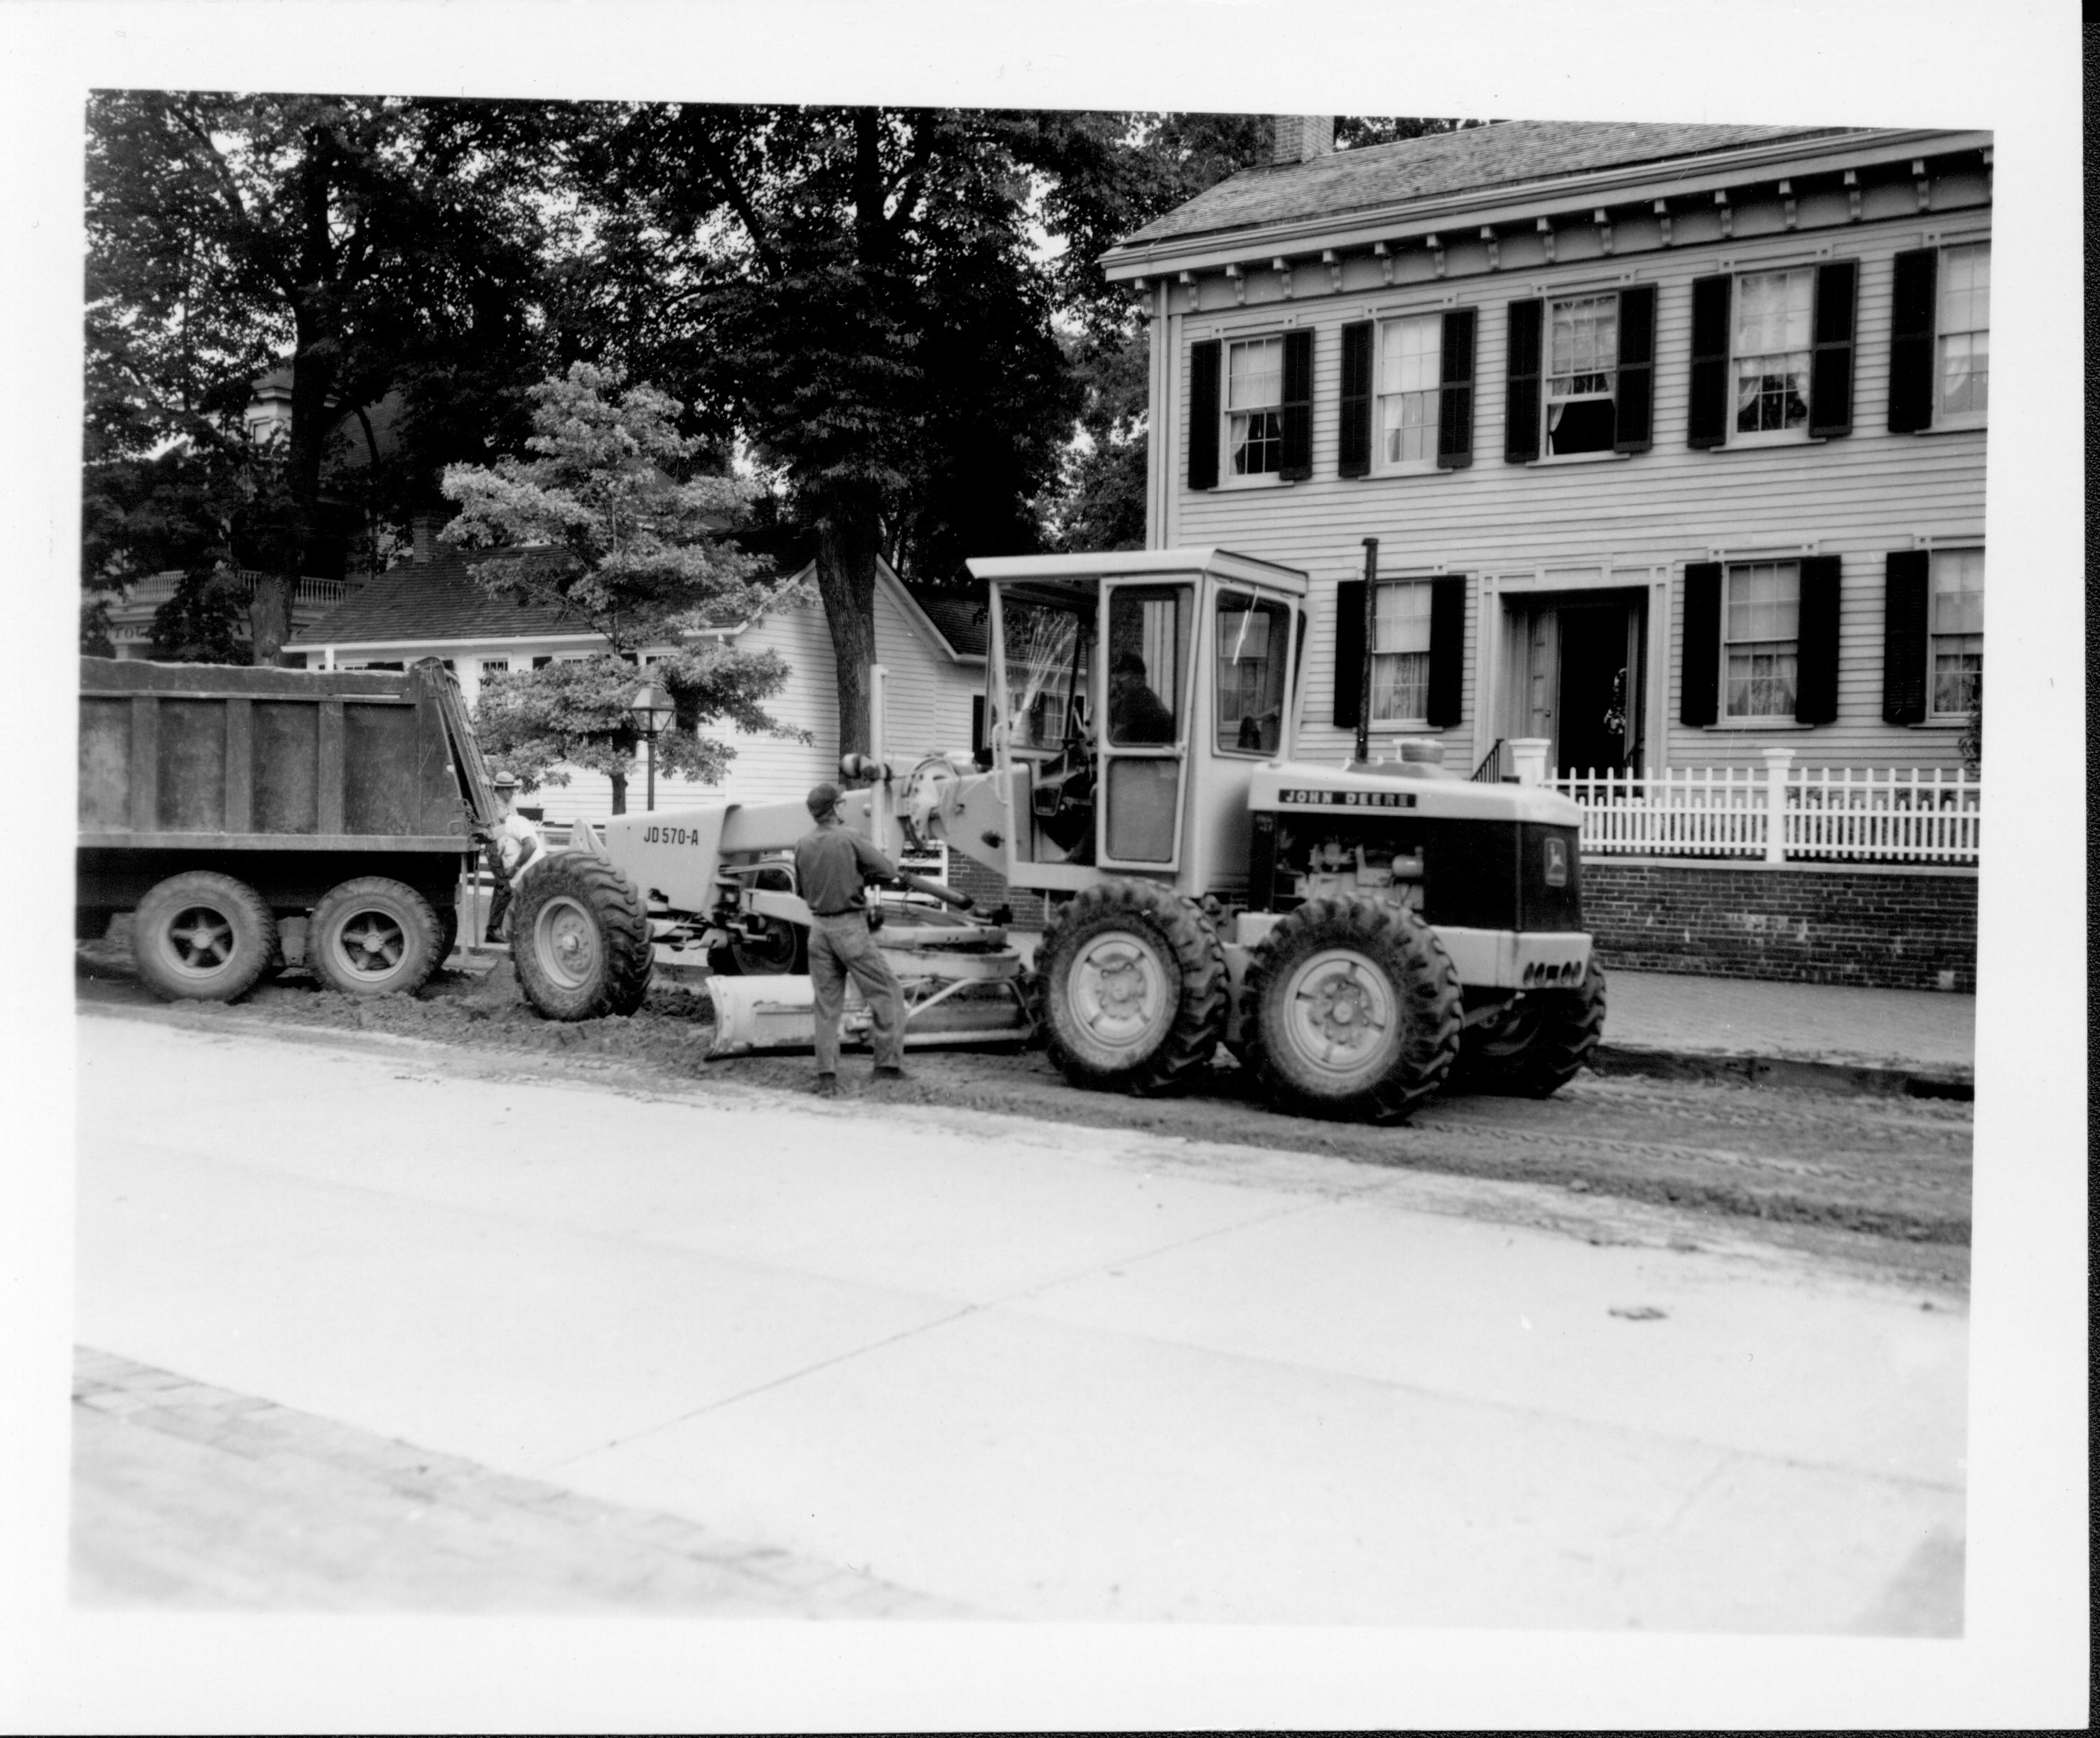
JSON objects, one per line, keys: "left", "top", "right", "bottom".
{"left": 1332, "top": 578, "right": 1367, "bottom": 728}
{"left": 1680, "top": 562, "right": 1723, "bottom": 725}
{"left": 1688, "top": 276, "right": 1732, "bottom": 449}
{"left": 1614, "top": 284, "right": 1657, "bottom": 454}
{"left": 1188, "top": 338, "right": 1221, "bottom": 489}
{"left": 1794, "top": 555, "right": 1842, "bottom": 724}
{"left": 1279, "top": 328, "right": 1313, "bottom": 481}
{"left": 1425, "top": 576, "right": 1467, "bottom": 725}
{"left": 1888, "top": 250, "right": 1938, "bottom": 434}
{"left": 1883, "top": 550, "right": 1930, "bottom": 723}
{"left": 1436, "top": 309, "right": 1477, "bottom": 469}
{"left": 1809, "top": 260, "right": 1857, "bottom": 439}
{"left": 1504, "top": 299, "right": 1543, "bottom": 463}
{"left": 1337, "top": 322, "right": 1373, "bottom": 478}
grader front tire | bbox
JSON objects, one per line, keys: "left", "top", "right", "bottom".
{"left": 1244, "top": 896, "right": 1462, "bottom": 1124}
{"left": 512, "top": 854, "right": 654, "bottom": 1021}
{"left": 1038, "top": 880, "right": 1228, "bottom": 1095}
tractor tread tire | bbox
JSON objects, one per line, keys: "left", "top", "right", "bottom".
{"left": 1038, "top": 879, "right": 1228, "bottom": 1095}
{"left": 310, "top": 877, "right": 445, "bottom": 998}
{"left": 512, "top": 853, "right": 654, "bottom": 1022}
{"left": 131, "top": 871, "right": 278, "bottom": 1004}
{"left": 1244, "top": 896, "right": 1462, "bottom": 1125}
{"left": 1451, "top": 960, "right": 1608, "bottom": 1098}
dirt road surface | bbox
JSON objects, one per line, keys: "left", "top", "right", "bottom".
{"left": 75, "top": 948, "right": 1974, "bottom": 1291}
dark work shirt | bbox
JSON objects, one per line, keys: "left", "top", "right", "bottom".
{"left": 794, "top": 824, "right": 897, "bottom": 916}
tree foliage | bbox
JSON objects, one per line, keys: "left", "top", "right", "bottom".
{"left": 449, "top": 363, "right": 804, "bottom": 812}
{"left": 441, "top": 363, "right": 774, "bottom": 650}
{"left": 85, "top": 91, "right": 574, "bottom": 660}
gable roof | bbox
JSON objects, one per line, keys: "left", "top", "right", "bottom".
{"left": 1109, "top": 119, "right": 1868, "bottom": 256}
{"left": 901, "top": 584, "right": 988, "bottom": 660}
{"left": 288, "top": 545, "right": 590, "bottom": 648}
{"left": 291, "top": 544, "right": 991, "bottom": 664}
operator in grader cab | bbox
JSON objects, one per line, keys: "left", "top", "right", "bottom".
{"left": 795, "top": 781, "right": 973, "bottom": 1096}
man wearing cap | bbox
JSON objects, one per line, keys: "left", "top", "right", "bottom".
{"left": 793, "top": 782, "right": 963, "bottom": 1094}
{"left": 483, "top": 773, "right": 546, "bottom": 943}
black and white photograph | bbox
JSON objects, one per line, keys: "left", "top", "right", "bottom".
{"left": 2, "top": 1, "right": 2085, "bottom": 1729}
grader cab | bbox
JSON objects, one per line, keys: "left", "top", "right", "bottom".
{"left": 509, "top": 548, "right": 1605, "bottom": 1122}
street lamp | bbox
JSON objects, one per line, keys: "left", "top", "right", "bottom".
{"left": 625, "top": 680, "right": 675, "bottom": 812}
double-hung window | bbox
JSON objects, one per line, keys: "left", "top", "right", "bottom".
{"left": 1544, "top": 294, "right": 1619, "bottom": 455}
{"left": 1689, "top": 261, "right": 1857, "bottom": 447}
{"left": 1889, "top": 241, "right": 1988, "bottom": 432}
{"left": 1936, "top": 245, "right": 1990, "bottom": 422}
{"left": 1722, "top": 562, "right": 1800, "bottom": 719}
{"left": 1928, "top": 549, "right": 1984, "bottom": 718}
{"left": 1187, "top": 331, "right": 1312, "bottom": 489}
{"left": 1370, "top": 582, "right": 1434, "bottom": 723}
{"left": 1225, "top": 336, "right": 1285, "bottom": 478}
{"left": 1504, "top": 286, "right": 1655, "bottom": 463}
{"left": 1377, "top": 315, "right": 1441, "bottom": 468}
{"left": 1731, "top": 270, "right": 1814, "bottom": 438}
{"left": 1339, "top": 309, "right": 1475, "bottom": 475}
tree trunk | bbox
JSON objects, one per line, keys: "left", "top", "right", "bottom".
{"left": 609, "top": 772, "right": 628, "bottom": 816}
{"left": 249, "top": 575, "right": 293, "bottom": 664}
{"left": 815, "top": 507, "right": 883, "bottom": 758}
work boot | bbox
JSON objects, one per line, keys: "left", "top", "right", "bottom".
{"left": 872, "top": 1064, "right": 908, "bottom": 1082}
{"left": 811, "top": 1073, "right": 839, "bottom": 1098}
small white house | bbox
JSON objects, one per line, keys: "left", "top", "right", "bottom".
{"left": 286, "top": 542, "right": 986, "bottom": 825}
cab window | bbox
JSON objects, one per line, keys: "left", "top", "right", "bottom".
{"left": 1215, "top": 593, "right": 1290, "bottom": 754}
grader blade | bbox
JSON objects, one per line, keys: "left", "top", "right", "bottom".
{"left": 704, "top": 940, "right": 1035, "bottom": 1059}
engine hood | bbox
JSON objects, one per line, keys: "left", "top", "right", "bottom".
{"left": 1249, "top": 759, "right": 1584, "bottom": 826}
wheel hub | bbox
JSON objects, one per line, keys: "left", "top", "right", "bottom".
{"left": 1070, "top": 931, "right": 1171, "bottom": 1053}
{"left": 167, "top": 907, "right": 234, "bottom": 972}
{"left": 1282, "top": 949, "right": 1398, "bottom": 1081}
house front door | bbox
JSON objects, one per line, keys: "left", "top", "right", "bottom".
{"left": 1556, "top": 602, "right": 1636, "bottom": 775}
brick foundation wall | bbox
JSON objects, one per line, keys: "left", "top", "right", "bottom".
{"left": 1582, "top": 859, "right": 1977, "bottom": 992}
{"left": 946, "top": 854, "right": 1053, "bottom": 930}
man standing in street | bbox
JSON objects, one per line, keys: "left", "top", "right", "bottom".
{"left": 792, "top": 782, "right": 971, "bottom": 1095}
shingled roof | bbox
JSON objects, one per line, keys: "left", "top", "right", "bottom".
{"left": 1112, "top": 119, "right": 1864, "bottom": 252}
{"left": 902, "top": 585, "right": 989, "bottom": 659}
{"left": 288, "top": 546, "right": 591, "bottom": 648}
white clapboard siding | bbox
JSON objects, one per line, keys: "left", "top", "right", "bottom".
{"left": 514, "top": 579, "right": 981, "bottom": 826}
{"left": 1162, "top": 169, "right": 1989, "bottom": 776}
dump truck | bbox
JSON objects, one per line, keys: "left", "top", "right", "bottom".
{"left": 77, "top": 655, "right": 498, "bottom": 1002}
{"left": 510, "top": 549, "right": 1604, "bottom": 1122}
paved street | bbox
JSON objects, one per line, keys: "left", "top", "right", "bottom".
{"left": 73, "top": 1011, "right": 1966, "bottom": 1632}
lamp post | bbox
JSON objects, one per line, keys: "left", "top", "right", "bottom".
{"left": 625, "top": 680, "right": 675, "bottom": 812}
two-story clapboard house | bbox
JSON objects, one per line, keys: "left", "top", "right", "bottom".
{"left": 1102, "top": 119, "right": 1990, "bottom": 782}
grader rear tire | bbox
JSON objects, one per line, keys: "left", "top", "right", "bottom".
{"left": 310, "top": 877, "right": 444, "bottom": 997}
{"left": 512, "top": 853, "right": 654, "bottom": 1021}
{"left": 131, "top": 871, "right": 278, "bottom": 1003}
{"left": 1450, "top": 960, "right": 1607, "bottom": 1098}
{"left": 1038, "top": 880, "right": 1228, "bottom": 1095}
{"left": 1244, "top": 896, "right": 1461, "bottom": 1124}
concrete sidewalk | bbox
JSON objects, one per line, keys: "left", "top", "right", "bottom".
{"left": 1598, "top": 970, "right": 1974, "bottom": 1096}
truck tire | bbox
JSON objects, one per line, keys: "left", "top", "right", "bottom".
{"left": 310, "top": 877, "right": 445, "bottom": 997}
{"left": 512, "top": 852, "right": 653, "bottom": 1021}
{"left": 1244, "top": 896, "right": 1461, "bottom": 1124}
{"left": 1450, "top": 960, "right": 1607, "bottom": 1098}
{"left": 131, "top": 871, "right": 279, "bottom": 1004}
{"left": 1038, "top": 880, "right": 1228, "bottom": 1094}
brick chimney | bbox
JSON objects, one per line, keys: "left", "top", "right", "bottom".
{"left": 1271, "top": 115, "right": 1335, "bottom": 166}
{"left": 411, "top": 512, "right": 442, "bottom": 564}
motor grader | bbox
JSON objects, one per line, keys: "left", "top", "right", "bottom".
{"left": 510, "top": 547, "right": 1604, "bottom": 1122}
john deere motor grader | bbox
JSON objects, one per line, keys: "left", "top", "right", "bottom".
{"left": 509, "top": 548, "right": 1604, "bottom": 1122}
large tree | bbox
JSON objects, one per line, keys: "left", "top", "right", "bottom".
{"left": 578, "top": 104, "right": 1079, "bottom": 756}
{"left": 85, "top": 90, "right": 572, "bottom": 661}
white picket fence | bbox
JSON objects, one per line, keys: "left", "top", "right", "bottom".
{"left": 1544, "top": 751, "right": 1980, "bottom": 867}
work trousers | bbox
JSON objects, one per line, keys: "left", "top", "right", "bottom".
{"left": 808, "top": 912, "right": 905, "bottom": 1074}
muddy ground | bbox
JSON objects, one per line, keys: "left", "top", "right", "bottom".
{"left": 75, "top": 938, "right": 1973, "bottom": 1292}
